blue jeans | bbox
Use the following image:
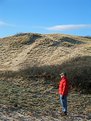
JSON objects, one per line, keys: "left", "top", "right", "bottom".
{"left": 60, "top": 95, "right": 67, "bottom": 113}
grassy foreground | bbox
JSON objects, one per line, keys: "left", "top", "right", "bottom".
{"left": 0, "top": 76, "right": 91, "bottom": 118}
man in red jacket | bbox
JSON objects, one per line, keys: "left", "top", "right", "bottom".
{"left": 58, "top": 72, "right": 69, "bottom": 116}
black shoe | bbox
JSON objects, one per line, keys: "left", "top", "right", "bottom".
{"left": 64, "top": 111, "right": 67, "bottom": 115}
{"left": 61, "top": 112, "right": 67, "bottom": 116}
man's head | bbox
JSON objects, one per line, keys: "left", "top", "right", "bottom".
{"left": 60, "top": 72, "right": 67, "bottom": 78}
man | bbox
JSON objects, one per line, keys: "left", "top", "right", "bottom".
{"left": 58, "top": 72, "right": 69, "bottom": 116}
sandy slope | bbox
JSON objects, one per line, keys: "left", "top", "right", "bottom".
{"left": 0, "top": 33, "right": 91, "bottom": 71}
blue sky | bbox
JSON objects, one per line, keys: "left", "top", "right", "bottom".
{"left": 0, "top": 0, "right": 91, "bottom": 37}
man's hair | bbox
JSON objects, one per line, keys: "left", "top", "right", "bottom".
{"left": 60, "top": 72, "right": 67, "bottom": 76}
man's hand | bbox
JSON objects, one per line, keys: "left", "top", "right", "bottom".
{"left": 62, "top": 95, "right": 64, "bottom": 99}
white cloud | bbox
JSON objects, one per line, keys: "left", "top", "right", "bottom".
{"left": 0, "top": 20, "right": 16, "bottom": 27}
{"left": 46, "top": 24, "right": 91, "bottom": 31}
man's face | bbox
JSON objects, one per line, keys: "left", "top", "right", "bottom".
{"left": 61, "top": 75, "right": 64, "bottom": 78}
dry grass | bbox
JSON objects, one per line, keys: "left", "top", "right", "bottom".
{"left": 0, "top": 33, "right": 91, "bottom": 89}
{"left": 0, "top": 72, "right": 91, "bottom": 119}
{"left": 0, "top": 33, "right": 91, "bottom": 119}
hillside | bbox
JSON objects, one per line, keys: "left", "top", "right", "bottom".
{"left": 0, "top": 33, "right": 91, "bottom": 87}
{"left": 0, "top": 33, "right": 91, "bottom": 67}
{"left": 0, "top": 33, "right": 91, "bottom": 120}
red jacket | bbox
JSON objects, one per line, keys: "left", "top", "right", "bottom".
{"left": 58, "top": 76, "right": 69, "bottom": 96}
